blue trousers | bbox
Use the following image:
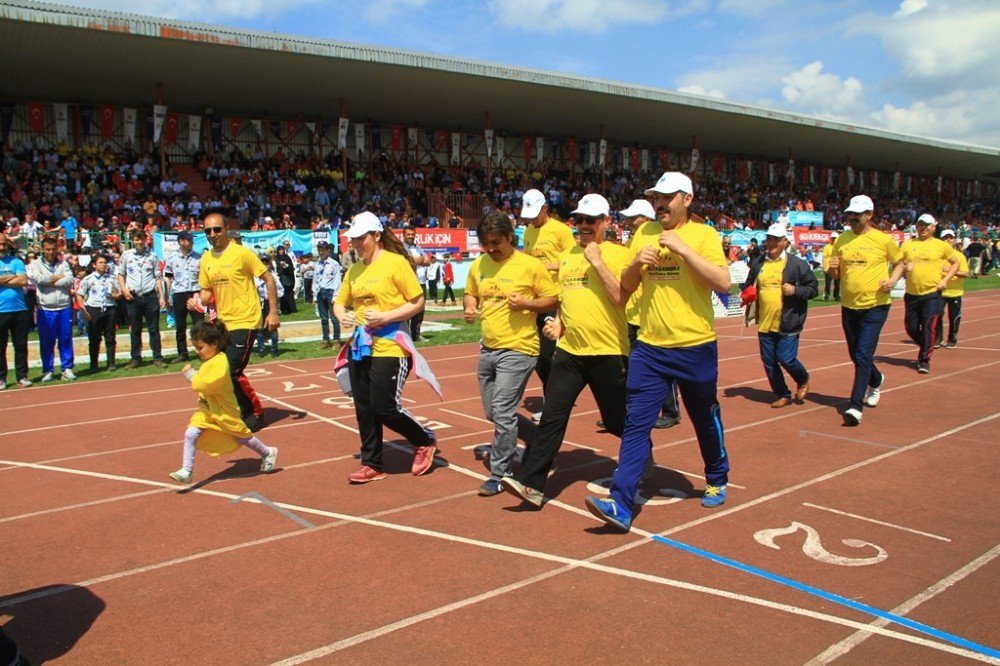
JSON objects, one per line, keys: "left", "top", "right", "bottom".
{"left": 610, "top": 341, "right": 728, "bottom": 516}
{"left": 841, "top": 305, "right": 889, "bottom": 411}
{"left": 316, "top": 288, "right": 341, "bottom": 342}
{"left": 37, "top": 307, "right": 74, "bottom": 373}
{"left": 758, "top": 332, "right": 809, "bottom": 399}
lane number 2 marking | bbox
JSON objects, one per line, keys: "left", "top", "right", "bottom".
{"left": 753, "top": 521, "right": 888, "bottom": 567}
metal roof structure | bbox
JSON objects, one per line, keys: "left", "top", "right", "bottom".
{"left": 2, "top": 0, "right": 998, "bottom": 181}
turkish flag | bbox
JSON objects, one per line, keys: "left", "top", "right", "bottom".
{"left": 391, "top": 125, "right": 402, "bottom": 152}
{"left": 229, "top": 117, "right": 242, "bottom": 137}
{"left": 100, "top": 105, "right": 115, "bottom": 139}
{"left": 435, "top": 130, "right": 448, "bottom": 151}
{"left": 164, "top": 112, "right": 179, "bottom": 145}
{"left": 286, "top": 119, "right": 301, "bottom": 138}
{"left": 567, "top": 138, "right": 576, "bottom": 164}
{"left": 28, "top": 102, "right": 44, "bottom": 134}
{"left": 714, "top": 155, "right": 723, "bottom": 174}
{"left": 523, "top": 137, "right": 532, "bottom": 164}
{"left": 659, "top": 149, "right": 669, "bottom": 170}
{"left": 630, "top": 147, "right": 640, "bottom": 172}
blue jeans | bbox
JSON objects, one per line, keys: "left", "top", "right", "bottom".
{"left": 610, "top": 341, "right": 728, "bottom": 517}
{"left": 841, "top": 305, "right": 889, "bottom": 411}
{"left": 316, "top": 288, "right": 340, "bottom": 342}
{"left": 758, "top": 332, "right": 809, "bottom": 399}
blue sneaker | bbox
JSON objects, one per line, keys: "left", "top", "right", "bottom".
{"left": 702, "top": 484, "right": 727, "bottom": 508}
{"left": 166, "top": 314, "right": 176, "bottom": 329}
{"left": 584, "top": 496, "right": 631, "bottom": 532}
{"left": 477, "top": 478, "right": 503, "bottom": 496}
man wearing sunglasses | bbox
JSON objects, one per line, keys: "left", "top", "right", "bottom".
{"left": 198, "top": 212, "right": 280, "bottom": 432}
{"left": 502, "top": 194, "right": 630, "bottom": 508}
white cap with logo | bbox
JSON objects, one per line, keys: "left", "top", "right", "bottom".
{"left": 766, "top": 222, "right": 789, "bottom": 238}
{"left": 519, "top": 189, "right": 547, "bottom": 219}
{"left": 571, "top": 193, "right": 610, "bottom": 217}
{"left": 645, "top": 172, "right": 694, "bottom": 196}
{"left": 940, "top": 228, "right": 956, "bottom": 238}
{"left": 844, "top": 194, "right": 874, "bottom": 213}
{"left": 343, "top": 211, "right": 384, "bottom": 239}
{"left": 916, "top": 213, "right": 937, "bottom": 225}
{"left": 619, "top": 199, "right": 656, "bottom": 219}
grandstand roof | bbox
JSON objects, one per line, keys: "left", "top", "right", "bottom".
{"left": 2, "top": 0, "right": 999, "bottom": 182}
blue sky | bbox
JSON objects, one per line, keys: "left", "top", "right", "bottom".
{"left": 54, "top": 0, "right": 1000, "bottom": 147}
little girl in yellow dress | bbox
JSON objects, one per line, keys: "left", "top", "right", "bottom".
{"left": 170, "top": 320, "right": 277, "bottom": 483}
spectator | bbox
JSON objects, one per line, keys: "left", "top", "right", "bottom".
{"left": 118, "top": 229, "right": 166, "bottom": 368}
{"left": 27, "top": 236, "right": 77, "bottom": 381}
{"left": 0, "top": 232, "right": 32, "bottom": 389}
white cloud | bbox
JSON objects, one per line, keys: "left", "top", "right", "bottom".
{"left": 487, "top": 0, "right": 672, "bottom": 32}
{"left": 872, "top": 89, "right": 1000, "bottom": 148}
{"left": 677, "top": 84, "right": 726, "bottom": 99}
{"left": 780, "top": 61, "right": 864, "bottom": 117}
{"left": 675, "top": 55, "right": 790, "bottom": 103}
{"left": 893, "top": 0, "right": 927, "bottom": 18}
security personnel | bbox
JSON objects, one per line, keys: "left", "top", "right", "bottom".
{"left": 77, "top": 254, "right": 121, "bottom": 371}
{"left": 117, "top": 229, "right": 166, "bottom": 368}
{"left": 164, "top": 230, "right": 203, "bottom": 361}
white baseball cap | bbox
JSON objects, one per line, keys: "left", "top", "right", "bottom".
{"left": 844, "top": 194, "right": 874, "bottom": 213}
{"left": 830, "top": 231, "right": 840, "bottom": 238}
{"left": 645, "top": 171, "right": 693, "bottom": 196}
{"left": 940, "top": 228, "right": 956, "bottom": 238}
{"left": 916, "top": 213, "right": 937, "bottom": 225}
{"left": 343, "top": 211, "right": 384, "bottom": 239}
{"left": 519, "top": 189, "right": 547, "bottom": 219}
{"left": 619, "top": 199, "right": 656, "bottom": 219}
{"left": 571, "top": 193, "right": 610, "bottom": 217}
{"left": 766, "top": 223, "right": 789, "bottom": 238}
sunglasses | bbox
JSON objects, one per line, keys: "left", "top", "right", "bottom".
{"left": 204, "top": 227, "right": 226, "bottom": 235}
{"left": 574, "top": 216, "right": 601, "bottom": 224}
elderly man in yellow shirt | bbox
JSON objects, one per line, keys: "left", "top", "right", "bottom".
{"left": 935, "top": 228, "right": 968, "bottom": 349}
{"left": 829, "top": 195, "right": 906, "bottom": 426}
{"left": 465, "top": 211, "right": 559, "bottom": 496}
{"left": 502, "top": 194, "right": 631, "bottom": 508}
{"left": 520, "top": 188, "right": 576, "bottom": 422}
{"left": 901, "top": 214, "right": 959, "bottom": 373}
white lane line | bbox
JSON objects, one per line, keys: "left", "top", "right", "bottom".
{"left": 0, "top": 488, "right": 173, "bottom": 524}
{"left": 255, "top": 392, "right": 359, "bottom": 434}
{"left": 806, "top": 543, "right": 1000, "bottom": 664}
{"left": 439, "top": 408, "right": 491, "bottom": 425}
{"left": 0, "top": 407, "right": 191, "bottom": 437}
{"left": 799, "top": 430, "right": 900, "bottom": 449}
{"left": 278, "top": 364, "right": 307, "bottom": 374}
{"left": 562, "top": 439, "right": 600, "bottom": 452}
{"left": 802, "top": 503, "right": 951, "bottom": 542}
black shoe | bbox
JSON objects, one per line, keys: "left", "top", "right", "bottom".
{"left": 153, "top": 358, "right": 167, "bottom": 368}
{"left": 917, "top": 362, "right": 930, "bottom": 374}
{"left": 271, "top": 350, "right": 279, "bottom": 358}
{"left": 107, "top": 363, "right": 117, "bottom": 371}
{"left": 243, "top": 415, "right": 262, "bottom": 432}
{"left": 177, "top": 353, "right": 190, "bottom": 361}
{"left": 127, "top": 359, "right": 141, "bottom": 369}
{"left": 654, "top": 416, "right": 681, "bottom": 429}
{"left": 596, "top": 420, "right": 605, "bottom": 429}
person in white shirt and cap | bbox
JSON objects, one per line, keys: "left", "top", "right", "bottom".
{"left": 739, "top": 222, "right": 818, "bottom": 408}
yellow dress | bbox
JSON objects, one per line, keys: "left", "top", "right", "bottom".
{"left": 188, "top": 353, "right": 250, "bottom": 456}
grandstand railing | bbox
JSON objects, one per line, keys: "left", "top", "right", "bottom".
{"left": 427, "top": 193, "right": 488, "bottom": 228}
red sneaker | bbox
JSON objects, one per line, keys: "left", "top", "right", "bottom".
{"left": 411, "top": 444, "right": 437, "bottom": 476}
{"left": 348, "top": 465, "right": 388, "bottom": 484}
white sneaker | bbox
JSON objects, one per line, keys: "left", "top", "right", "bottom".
{"left": 843, "top": 408, "right": 863, "bottom": 426}
{"left": 169, "top": 469, "right": 192, "bottom": 483}
{"left": 41, "top": 372, "right": 54, "bottom": 383}
{"left": 61, "top": 368, "right": 77, "bottom": 381}
{"left": 864, "top": 376, "right": 884, "bottom": 407}
{"left": 0, "top": 381, "right": 6, "bottom": 391}
{"left": 261, "top": 447, "right": 278, "bottom": 473}
{"left": 18, "top": 378, "right": 32, "bottom": 388}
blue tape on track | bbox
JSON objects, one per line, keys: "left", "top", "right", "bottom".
{"left": 650, "top": 535, "right": 1000, "bottom": 659}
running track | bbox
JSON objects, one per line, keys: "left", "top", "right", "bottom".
{"left": 1, "top": 292, "right": 999, "bottom": 664}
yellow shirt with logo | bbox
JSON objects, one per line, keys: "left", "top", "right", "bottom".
{"left": 902, "top": 237, "right": 955, "bottom": 296}
{"left": 822, "top": 243, "right": 835, "bottom": 272}
{"left": 832, "top": 229, "right": 903, "bottom": 310}
{"left": 523, "top": 218, "right": 575, "bottom": 275}
{"left": 942, "top": 249, "right": 968, "bottom": 299}
{"left": 629, "top": 220, "right": 728, "bottom": 348}
{"left": 625, "top": 232, "right": 643, "bottom": 326}
{"left": 199, "top": 242, "right": 267, "bottom": 330}
{"left": 466, "top": 251, "right": 557, "bottom": 355}
{"left": 335, "top": 251, "right": 423, "bottom": 358}
{"left": 756, "top": 256, "right": 786, "bottom": 334}
{"left": 556, "top": 242, "right": 630, "bottom": 356}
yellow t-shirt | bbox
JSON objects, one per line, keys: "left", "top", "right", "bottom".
{"left": 335, "top": 251, "right": 423, "bottom": 358}
{"left": 629, "top": 220, "right": 728, "bottom": 348}
{"left": 822, "top": 244, "right": 834, "bottom": 272}
{"left": 523, "top": 218, "right": 575, "bottom": 275}
{"left": 199, "top": 242, "right": 267, "bottom": 330}
{"left": 466, "top": 251, "right": 557, "bottom": 355}
{"left": 942, "top": 250, "right": 968, "bottom": 299}
{"left": 756, "top": 256, "right": 786, "bottom": 334}
{"left": 625, "top": 232, "right": 643, "bottom": 326}
{"left": 902, "top": 237, "right": 955, "bottom": 296}
{"left": 556, "top": 242, "right": 630, "bottom": 356}
{"left": 832, "top": 229, "right": 903, "bottom": 310}
{"left": 189, "top": 352, "right": 251, "bottom": 441}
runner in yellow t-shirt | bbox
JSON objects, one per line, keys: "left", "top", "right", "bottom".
{"left": 333, "top": 212, "right": 437, "bottom": 484}
{"left": 198, "top": 213, "right": 280, "bottom": 432}
{"left": 828, "top": 195, "right": 905, "bottom": 426}
{"left": 585, "top": 172, "right": 732, "bottom": 532}
{"left": 821, "top": 231, "right": 840, "bottom": 300}
{"left": 936, "top": 228, "right": 969, "bottom": 348}
{"left": 501, "top": 194, "right": 630, "bottom": 508}
{"left": 519, "top": 188, "right": 576, "bottom": 421}
{"left": 464, "top": 211, "right": 558, "bottom": 496}
{"left": 900, "top": 213, "right": 959, "bottom": 373}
